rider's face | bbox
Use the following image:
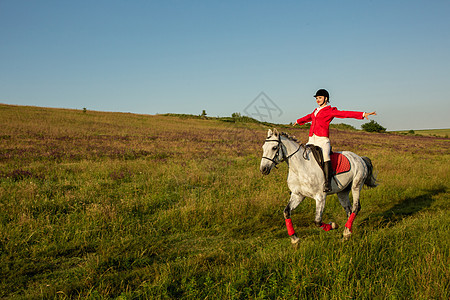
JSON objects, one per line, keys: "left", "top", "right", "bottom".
{"left": 315, "top": 96, "right": 327, "bottom": 107}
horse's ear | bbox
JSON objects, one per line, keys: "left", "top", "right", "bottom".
{"left": 267, "top": 129, "right": 273, "bottom": 137}
{"left": 273, "top": 128, "right": 279, "bottom": 136}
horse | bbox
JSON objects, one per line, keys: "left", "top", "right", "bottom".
{"left": 260, "top": 128, "right": 377, "bottom": 244}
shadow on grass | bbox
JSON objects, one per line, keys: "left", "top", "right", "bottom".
{"left": 360, "top": 185, "right": 447, "bottom": 229}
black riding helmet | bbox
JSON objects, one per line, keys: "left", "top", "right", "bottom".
{"left": 313, "top": 89, "right": 330, "bottom": 102}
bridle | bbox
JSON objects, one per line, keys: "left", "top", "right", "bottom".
{"left": 262, "top": 135, "right": 302, "bottom": 168}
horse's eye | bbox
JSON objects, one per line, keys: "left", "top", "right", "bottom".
{"left": 272, "top": 146, "right": 278, "bottom": 150}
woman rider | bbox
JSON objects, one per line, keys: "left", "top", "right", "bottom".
{"left": 293, "top": 89, "right": 376, "bottom": 192}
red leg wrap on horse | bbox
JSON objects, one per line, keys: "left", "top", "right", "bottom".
{"left": 320, "top": 223, "right": 332, "bottom": 231}
{"left": 285, "top": 218, "right": 295, "bottom": 236}
{"left": 345, "top": 213, "right": 356, "bottom": 230}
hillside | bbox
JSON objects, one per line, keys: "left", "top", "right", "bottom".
{"left": 1, "top": 104, "right": 449, "bottom": 299}
{"left": 393, "top": 128, "right": 450, "bottom": 138}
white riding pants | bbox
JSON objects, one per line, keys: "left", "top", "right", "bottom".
{"left": 307, "top": 135, "right": 331, "bottom": 162}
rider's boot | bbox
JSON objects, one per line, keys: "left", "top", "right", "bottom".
{"left": 323, "top": 160, "right": 333, "bottom": 192}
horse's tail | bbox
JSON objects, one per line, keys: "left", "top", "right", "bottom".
{"left": 361, "top": 156, "right": 378, "bottom": 188}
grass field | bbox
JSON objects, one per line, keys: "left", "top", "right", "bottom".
{"left": 1, "top": 104, "right": 449, "bottom": 299}
{"left": 393, "top": 128, "right": 450, "bottom": 138}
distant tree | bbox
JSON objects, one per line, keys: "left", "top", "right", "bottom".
{"left": 331, "top": 123, "right": 357, "bottom": 131}
{"left": 361, "top": 120, "right": 386, "bottom": 133}
{"left": 201, "top": 110, "right": 207, "bottom": 119}
{"left": 408, "top": 130, "right": 415, "bottom": 134}
{"left": 231, "top": 112, "right": 241, "bottom": 118}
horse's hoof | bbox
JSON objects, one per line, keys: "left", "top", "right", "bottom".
{"left": 342, "top": 228, "right": 352, "bottom": 240}
{"left": 331, "top": 222, "right": 339, "bottom": 230}
{"left": 290, "top": 235, "right": 300, "bottom": 245}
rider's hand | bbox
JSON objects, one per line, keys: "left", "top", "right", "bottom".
{"left": 364, "top": 111, "right": 376, "bottom": 120}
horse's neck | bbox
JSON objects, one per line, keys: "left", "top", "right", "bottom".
{"left": 280, "top": 137, "right": 300, "bottom": 158}
{"left": 281, "top": 137, "right": 317, "bottom": 172}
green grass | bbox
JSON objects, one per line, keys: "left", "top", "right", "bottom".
{"left": 1, "top": 104, "right": 449, "bottom": 299}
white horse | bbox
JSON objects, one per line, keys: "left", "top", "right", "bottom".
{"left": 260, "top": 129, "right": 377, "bottom": 243}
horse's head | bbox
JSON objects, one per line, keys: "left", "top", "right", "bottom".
{"left": 260, "top": 128, "right": 283, "bottom": 175}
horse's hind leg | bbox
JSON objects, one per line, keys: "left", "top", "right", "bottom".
{"left": 284, "top": 193, "right": 305, "bottom": 244}
{"left": 343, "top": 184, "right": 363, "bottom": 240}
{"left": 337, "top": 188, "right": 352, "bottom": 217}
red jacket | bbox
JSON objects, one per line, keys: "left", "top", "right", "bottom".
{"left": 296, "top": 106, "right": 364, "bottom": 137}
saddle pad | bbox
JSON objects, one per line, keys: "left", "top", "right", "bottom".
{"left": 331, "top": 152, "right": 351, "bottom": 175}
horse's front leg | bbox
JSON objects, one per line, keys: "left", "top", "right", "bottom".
{"left": 284, "top": 193, "right": 305, "bottom": 244}
{"left": 313, "top": 194, "right": 326, "bottom": 227}
{"left": 313, "top": 194, "right": 339, "bottom": 231}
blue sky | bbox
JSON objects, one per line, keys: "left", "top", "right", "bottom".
{"left": 1, "top": 0, "right": 449, "bottom": 130}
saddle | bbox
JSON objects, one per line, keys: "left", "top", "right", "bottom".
{"left": 305, "top": 145, "right": 351, "bottom": 175}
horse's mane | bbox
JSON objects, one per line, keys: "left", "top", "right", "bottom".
{"left": 280, "top": 132, "right": 302, "bottom": 144}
